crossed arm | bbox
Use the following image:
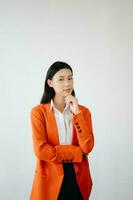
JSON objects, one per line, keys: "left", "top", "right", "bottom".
{"left": 30, "top": 107, "right": 94, "bottom": 163}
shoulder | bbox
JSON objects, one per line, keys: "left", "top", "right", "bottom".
{"left": 30, "top": 103, "right": 50, "bottom": 117}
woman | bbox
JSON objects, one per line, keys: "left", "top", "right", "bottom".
{"left": 30, "top": 61, "right": 94, "bottom": 200}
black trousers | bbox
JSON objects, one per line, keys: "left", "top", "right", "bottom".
{"left": 57, "top": 163, "right": 84, "bottom": 200}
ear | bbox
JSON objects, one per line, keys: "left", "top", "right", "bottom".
{"left": 47, "top": 79, "right": 53, "bottom": 87}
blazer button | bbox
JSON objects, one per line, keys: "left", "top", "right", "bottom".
{"left": 78, "top": 130, "right": 82, "bottom": 133}
{"left": 77, "top": 126, "right": 80, "bottom": 129}
{"left": 75, "top": 122, "right": 78, "bottom": 125}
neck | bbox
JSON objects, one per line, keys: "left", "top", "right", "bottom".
{"left": 53, "top": 95, "right": 66, "bottom": 113}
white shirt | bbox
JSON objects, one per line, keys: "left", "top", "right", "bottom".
{"left": 50, "top": 99, "right": 73, "bottom": 144}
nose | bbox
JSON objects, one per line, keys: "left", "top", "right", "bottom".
{"left": 64, "top": 80, "right": 70, "bottom": 86}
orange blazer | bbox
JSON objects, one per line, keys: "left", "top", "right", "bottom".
{"left": 30, "top": 102, "right": 94, "bottom": 200}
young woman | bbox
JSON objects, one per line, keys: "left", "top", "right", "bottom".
{"left": 30, "top": 61, "right": 94, "bottom": 200}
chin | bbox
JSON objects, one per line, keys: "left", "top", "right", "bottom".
{"left": 63, "top": 92, "right": 71, "bottom": 96}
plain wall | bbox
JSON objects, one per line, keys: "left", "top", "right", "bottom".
{"left": 0, "top": 0, "right": 133, "bottom": 199}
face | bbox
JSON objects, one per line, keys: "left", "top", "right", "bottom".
{"left": 47, "top": 68, "right": 74, "bottom": 97}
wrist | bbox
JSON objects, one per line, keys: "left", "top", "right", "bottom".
{"left": 74, "top": 109, "right": 81, "bottom": 115}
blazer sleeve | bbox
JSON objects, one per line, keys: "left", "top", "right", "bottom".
{"left": 30, "top": 106, "right": 83, "bottom": 163}
{"left": 72, "top": 108, "right": 94, "bottom": 154}
{"left": 55, "top": 144, "right": 83, "bottom": 163}
{"left": 30, "top": 107, "right": 57, "bottom": 162}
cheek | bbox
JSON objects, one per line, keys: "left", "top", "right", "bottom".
{"left": 70, "top": 81, "right": 74, "bottom": 88}
{"left": 53, "top": 85, "right": 62, "bottom": 92}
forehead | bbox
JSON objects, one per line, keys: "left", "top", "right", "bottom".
{"left": 54, "top": 68, "right": 72, "bottom": 77}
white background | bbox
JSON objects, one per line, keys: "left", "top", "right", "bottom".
{"left": 0, "top": 0, "right": 133, "bottom": 200}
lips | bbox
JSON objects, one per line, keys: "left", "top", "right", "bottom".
{"left": 63, "top": 89, "right": 71, "bottom": 92}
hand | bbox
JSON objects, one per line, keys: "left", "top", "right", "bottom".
{"left": 64, "top": 95, "right": 81, "bottom": 115}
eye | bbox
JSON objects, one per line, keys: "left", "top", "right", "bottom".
{"left": 68, "top": 77, "right": 73, "bottom": 80}
{"left": 59, "top": 79, "right": 63, "bottom": 81}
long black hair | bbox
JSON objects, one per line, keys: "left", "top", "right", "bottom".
{"left": 40, "top": 61, "right": 76, "bottom": 104}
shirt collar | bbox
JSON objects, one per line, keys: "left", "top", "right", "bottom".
{"left": 49, "top": 99, "right": 70, "bottom": 112}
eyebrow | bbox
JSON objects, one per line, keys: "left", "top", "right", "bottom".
{"left": 58, "top": 75, "right": 73, "bottom": 77}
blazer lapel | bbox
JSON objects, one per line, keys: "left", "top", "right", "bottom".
{"left": 45, "top": 103, "right": 60, "bottom": 145}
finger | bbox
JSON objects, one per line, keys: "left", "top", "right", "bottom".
{"left": 65, "top": 95, "right": 74, "bottom": 102}
{"left": 65, "top": 97, "right": 74, "bottom": 104}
